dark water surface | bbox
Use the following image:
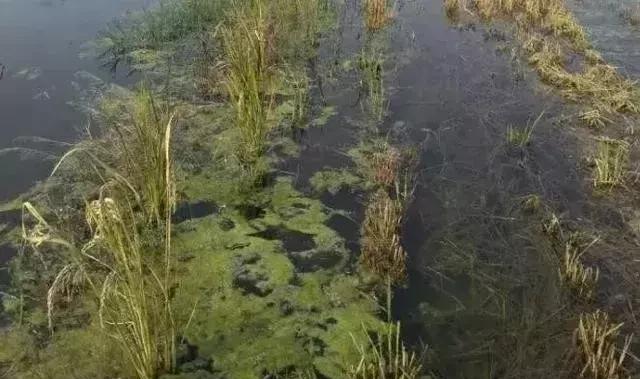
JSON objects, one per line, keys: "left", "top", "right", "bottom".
{"left": 0, "top": 0, "right": 151, "bottom": 200}
{"left": 283, "top": 0, "right": 640, "bottom": 376}
{"left": 569, "top": 0, "right": 640, "bottom": 78}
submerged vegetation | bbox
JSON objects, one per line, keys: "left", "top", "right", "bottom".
{"left": 358, "top": 44, "right": 387, "bottom": 123}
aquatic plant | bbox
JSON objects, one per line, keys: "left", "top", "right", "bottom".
{"left": 593, "top": 137, "right": 629, "bottom": 189}
{"left": 98, "top": 0, "right": 232, "bottom": 68}
{"left": 574, "top": 310, "right": 632, "bottom": 379}
{"left": 359, "top": 46, "right": 387, "bottom": 122}
{"left": 443, "top": 0, "right": 461, "bottom": 19}
{"left": 22, "top": 189, "right": 176, "bottom": 379}
{"left": 521, "top": 193, "right": 542, "bottom": 212}
{"left": 53, "top": 88, "right": 175, "bottom": 226}
{"left": 559, "top": 234, "right": 599, "bottom": 300}
{"left": 284, "top": 67, "right": 310, "bottom": 127}
{"left": 506, "top": 111, "right": 544, "bottom": 148}
{"left": 360, "top": 190, "right": 406, "bottom": 285}
{"left": 364, "top": 0, "right": 393, "bottom": 31}
{"left": 370, "top": 145, "right": 402, "bottom": 188}
{"left": 90, "top": 193, "right": 176, "bottom": 379}
{"left": 620, "top": 3, "right": 640, "bottom": 26}
{"left": 347, "top": 322, "right": 422, "bottom": 379}
{"left": 269, "top": 0, "right": 331, "bottom": 62}
{"left": 22, "top": 100, "right": 177, "bottom": 378}
{"left": 221, "top": 0, "right": 275, "bottom": 166}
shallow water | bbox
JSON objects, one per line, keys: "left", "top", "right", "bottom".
{"left": 1, "top": 0, "right": 639, "bottom": 376}
{"left": 0, "top": 0, "right": 151, "bottom": 200}
{"left": 568, "top": 0, "right": 640, "bottom": 78}
{"left": 281, "top": 0, "right": 640, "bottom": 376}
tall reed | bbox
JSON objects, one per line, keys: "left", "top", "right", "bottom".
{"left": 53, "top": 88, "right": 175, "bottom": 225}
{"left": 90, "top": 191, "right": 175, "bottom": 379}
{"left": 24, "top": 105, "right": 176, "bottom": 378}
{"left": 221, "top": 0, "right": 274, "bottom": 165}
{"left": 359, "top": 46, "right": 387, "bottom": 122}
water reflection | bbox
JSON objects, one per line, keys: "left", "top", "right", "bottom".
{"left": 0, "top": 0, "right": 151, "bottom": 200}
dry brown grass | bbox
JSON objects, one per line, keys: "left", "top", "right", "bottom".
{"left": 361, "top": 190, "right": 407, "bottom": 284}
{"left": 365, "top": 0, "right": 393, "bottom": 31}
{"left": 370, "top": 146, "right": 402, "bottom": 188}
{"left": 574, "top": 310, "right": 632, "bottom": 379}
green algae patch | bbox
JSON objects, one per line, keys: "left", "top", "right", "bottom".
{"left": 310, "top": 168, "right": 364, "bottom": 195}
{"left": 171, "top": 178, "right": 384, "bottom": 377}
{"left": 0, "top": 321, "right": 126, "bottom": 379}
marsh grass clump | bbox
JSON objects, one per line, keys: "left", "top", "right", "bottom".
{"left": 22, "top": 189, "right": 176, "bottom": 379}
{"left": 20, "top": 98, "right": 177, "bottom": 378}
{"left": 364, "top": 0, "right": 393, "bottom": 31}
{"left": 361, "top": 190, "right": 407, "bottom": 285}
{"left": 443, "top": 0, "right": 461, "bottom": 19}
{"left": 506, "top": 124, "right": 533, "bottom": 147}
{"left": 542, "top": 215, "right": 599, "bottom": 300}
{"left": 559, "top": 235, "right": 599, "bottom": 300}
{"left": 269, "top": 0, "right": 330, "bottom": 62}
{"left": 283, "top": 67, "right": 310, "bottom": 127}
{"left": 574, "top": 310, "right": 632, "bottom": 379}
{"left": 89, "top": 194, "right": 175, "bottom": 379}
{"left": 358, "top": 46, "right": 387, "bottom": 122}
{"left": 506, "top": 111, "right": 544, "bottom": 147}
{"left": 347, "top": 322, "right": 422, "bottom": 379}
{"left": 98, "top": 0, "right": 232, "bottom": 68}
{"left": 221, "top": 0, "right": 275, "bottom": 166}
{"left": 593, "top": 137, "right": 629, "bottom": 189}
{"left": 370, "top": 145, "right": 402, "bottom": 188}
{"left": 54, "top": 87, "right": 175, "bottom": 226}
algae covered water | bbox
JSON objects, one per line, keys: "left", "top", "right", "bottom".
{"left": 1, "top": 0, "right": 640, "bottom": 378}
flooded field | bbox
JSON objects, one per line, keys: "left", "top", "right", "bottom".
{"left": 1, "top": 0, "right": 639, "bottom": 378}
